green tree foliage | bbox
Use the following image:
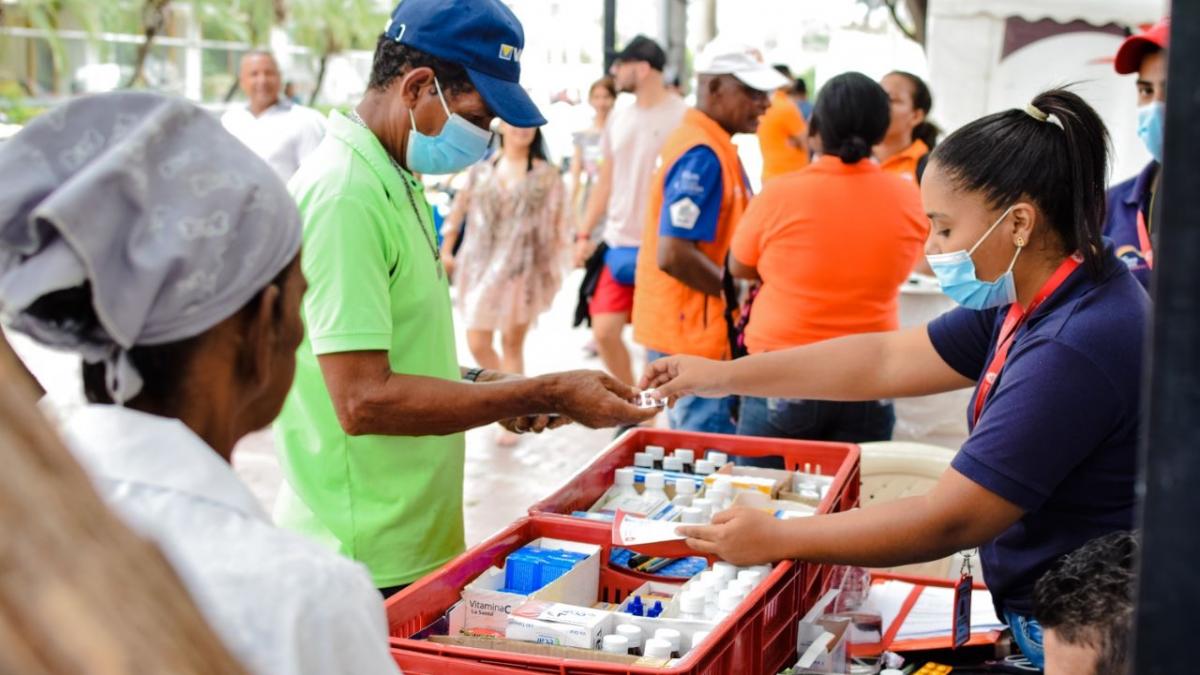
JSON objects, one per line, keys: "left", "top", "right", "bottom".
{"left": 288, "top": 0, "right": 385, "bottom": 105}
{"left": 3, "top": 0, "right": 102, "bottom": 92}
{"left": 120, "top": 0, "right": 277, "bottom": 88}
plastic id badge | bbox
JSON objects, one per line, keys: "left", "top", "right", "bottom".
{"left": 952, "top": 573, "right": 972, "bottom": 648}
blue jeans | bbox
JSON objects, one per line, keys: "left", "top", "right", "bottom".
{"left": 734, "top": 396, "right": 895, "bottom": 469}
{"left": 646, "top": 350, "right": 737, "bottom": 434}
{"left": 1005, "top": 610, "right": 1045, "bottom": 669}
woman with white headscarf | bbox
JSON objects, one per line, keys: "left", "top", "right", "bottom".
{"left": 0, "top": 92, "right": 399, "bottom": 675}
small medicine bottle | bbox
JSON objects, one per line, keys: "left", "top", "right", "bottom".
{"left": 691, "top": 498, "right": 715, "bottom": 521}
{"left": 693, "top": 458, "right": 715, "bottom": 476}
{"left": 612, "top": 468, "right": 637, "bottom": 496}
{"left": 673, "top": 478, "right": 696, "bottom": 505}
{"left": 674, "top": 448, "right": 695, "bottom": 473}
{"left": 693, "top": 577, "right": 719, "bottom": 610}
{"left": 616, "top": 623, "right": 644, "bottom": 656}
{"left": 690, "top": 630, "right": 711, "bottom": 651}
{"left": 663, "top": 456, "right": 685, "bottom": 473}
{"left": 680, "top": 506, "right": 704, "bottom": 524}
{"left": 643, "top": 472, "right": 668, "bottom": 502}
{"left": 717, "top": 588, "right": 742, "bottom": 614}
{"left": 737, "top": 569, "right": 764, "bottom": 588}
{"left": 708, "top": 478, "right": 733, "bottom": 509}
{"left": 601, "top": 634, "right": 630, "bottom": 655}
{"left": 706, "top": 450, "right": 729, "bottom": 467}
{"left": 645, "top": 445, "right": 666, "bottom": 469}
{"left": 727, "top": 579, "right": 753, "bottom": 599}
{"left": 633, "top": 452, "right": 654, "bottom": 469}
{"left": 678, "top": 590, "right": 707, "bottom": 621}
{"left": 643, "top": 638, "right": 673, "bottom": 660}
{"left": 654, "top": 628, "right": 682, "bottom": 658}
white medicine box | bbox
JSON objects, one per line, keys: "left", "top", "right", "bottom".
{"left": 460, "top": 537, "right": 601, "bottom": 636}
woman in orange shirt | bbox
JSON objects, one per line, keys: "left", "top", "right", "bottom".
{"left": 728, "top": 72, "right": 928, "bottom": 464}
{"left": 875, "top": 71, "right": 939, "bottom": 185}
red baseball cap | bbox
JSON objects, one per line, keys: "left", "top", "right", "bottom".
{"left": 1114, "top": 17, "right": 1170, "bottom": 75}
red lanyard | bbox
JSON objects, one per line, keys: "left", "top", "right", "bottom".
{"left": 971, "top": 254, "right": 1083, "bottom": 426}
{"left": 1136, "top": 211, "right": 1155, "bottom": 269}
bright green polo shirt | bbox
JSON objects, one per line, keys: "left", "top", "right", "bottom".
{"left": 273, "top": 111, "right": 465, "bottom": 588}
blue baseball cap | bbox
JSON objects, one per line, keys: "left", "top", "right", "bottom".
{"left": 385, "top": 0, "right": 546, "bottom": 127}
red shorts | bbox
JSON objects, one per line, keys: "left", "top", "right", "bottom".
{"left": 590, "top": 264, "right": 635, "bottom": 315}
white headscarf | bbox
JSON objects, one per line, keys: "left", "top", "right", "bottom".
{"left": 0, "top": 92, "right": 302, "bottom": 403}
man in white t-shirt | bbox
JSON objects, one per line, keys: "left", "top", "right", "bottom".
{"left": 221, "top": 51, "right": 325, "bottom": 181}
{"left": 574, "top": 35, "right": 688, "bottom": 386}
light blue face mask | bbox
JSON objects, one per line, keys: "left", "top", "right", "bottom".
{"left": 406, "top": 77, "right": 492, "bottom": 175}
{"left": 925, "top": 205, "right": 1023, "bottom": 310}
{"left": 1137, "top": 101, "right": 1165, "bottom": 164}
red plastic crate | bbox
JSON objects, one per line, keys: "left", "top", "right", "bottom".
{"left": 386, "top": 515, "right": 802, "bottom": 675}
{"left": 528, "top": 429, "right": 860, "bottom": 524}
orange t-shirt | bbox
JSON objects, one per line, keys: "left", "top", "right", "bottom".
{"left": 756, "top": 90, "right": 808, "bottom": 184}
{"left": 731, "top": 155, "right": 929, "bottom": 353}
{"left": 878, "top": 138, "right": 929, "bottom": 185}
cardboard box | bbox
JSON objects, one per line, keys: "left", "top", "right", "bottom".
{"left": 505, "top": 601, "right": 615, "bottom": 649}
{"left": 461, "top": 537, "right": 601, "bottom": 636}
{"left": 705, "top": 465, "right": 791, "bottom": 497}
{"left": 782, "top": 472, "right": 836, "bottom": 507}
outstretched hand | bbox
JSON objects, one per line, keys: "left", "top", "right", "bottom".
{"left": 639, "top": 354, "right": 733, "bottom": 403}
{"left": 675, "top": 507, "right": 788, "bottom": 566}
{"left": 547, "top": 370, "right": 658, "bottom": 429}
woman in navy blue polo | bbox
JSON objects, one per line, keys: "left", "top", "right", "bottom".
{"left": 643, "top": 88, "right": 1149, "bottom": 669}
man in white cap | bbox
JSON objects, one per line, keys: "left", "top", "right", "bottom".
{"left": 632, "top": 39, "right": 788, "bottom": 433}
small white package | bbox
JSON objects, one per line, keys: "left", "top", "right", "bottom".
{"left": 505, "top": 601, "right": 616, "bottom": 649}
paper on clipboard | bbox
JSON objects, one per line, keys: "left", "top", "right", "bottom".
{"left": 611, "top": 511, "right": 697, "bottom": 558}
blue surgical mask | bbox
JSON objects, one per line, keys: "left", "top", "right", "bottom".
{"left": 1137, "top": 101, "right": 1165, "bottom": 164}
{"left": 926, "top": 205, "right": 1023, "bottom": 310}
{"left": 406, "top": 77, "right": 492, "bottom": 175}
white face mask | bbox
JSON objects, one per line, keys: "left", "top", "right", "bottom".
{"left": 405, "top": 77, "right": 492, "bottom": 175}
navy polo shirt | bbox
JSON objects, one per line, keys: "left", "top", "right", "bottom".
{"left": 927, "top": 244, "right": 1149, "bottom": 616}
{"left": 1103, "top": 160, "right": 1157, "bottom": 290}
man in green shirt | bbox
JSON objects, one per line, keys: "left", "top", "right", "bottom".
{"left": 274, "top": 0, "right": 655, "bottom": 597}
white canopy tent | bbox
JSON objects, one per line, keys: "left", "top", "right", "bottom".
{"left": 926, "top": 0, "right": 1167, "bottom": 183}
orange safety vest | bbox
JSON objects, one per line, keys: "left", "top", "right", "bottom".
{"left": 632, "top": 108, "right": 750, "bottom": 360}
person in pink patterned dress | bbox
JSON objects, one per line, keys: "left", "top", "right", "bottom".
{"left": 440, "top": 123, "right": 568, "bottom": 442}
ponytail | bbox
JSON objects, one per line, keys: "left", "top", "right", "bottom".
{"left": 840, "top": 135, "right": 872, "bottom": 163}
{"left": 913, "top": 120, "right": 941, "bottom": 151}
{"left": 928, "top": 87, "right": 1109, "bottom": 280}
{"left": 812, "top": 72, "right": 890, "bottom": 165}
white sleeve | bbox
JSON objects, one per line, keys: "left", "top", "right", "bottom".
{"left": 293, "top": 109, "right": 326, "bottom": 167}
{"left": 281, "top": 562, "right": 401, "bottom": 675}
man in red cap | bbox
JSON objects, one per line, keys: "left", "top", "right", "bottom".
{"left": 1104, "top": 17, "right": 1169, "bottom": 289}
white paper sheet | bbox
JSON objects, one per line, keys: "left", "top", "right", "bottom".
{"left": 859, "top": 580, "right": 1005, "bottom": 642}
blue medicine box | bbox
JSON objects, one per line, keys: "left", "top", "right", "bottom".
{"left": 502, "top": 546, "right": 589, "bottom": 595}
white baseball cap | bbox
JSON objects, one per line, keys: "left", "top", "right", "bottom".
{"left": 694, "top": 38, "right": 790, "bottom": 92}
